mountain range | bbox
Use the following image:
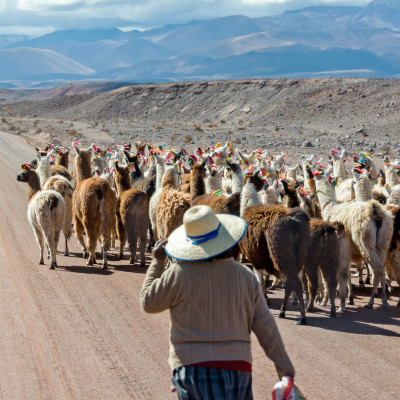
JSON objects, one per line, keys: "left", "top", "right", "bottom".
{"left": 1, "top": 0, "right": 399, "bottom": 88}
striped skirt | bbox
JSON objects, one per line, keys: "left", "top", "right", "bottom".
{"left": 172, "top": 366, "right": 253, "bottom": 400}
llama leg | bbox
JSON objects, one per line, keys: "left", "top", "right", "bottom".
{"left": 33, "top": 226, "right": 45, "bottom": 265}
{"left": 128, "top": 233, "right": 138, "bottom": 265}
{"left": 146, "top": 225, "right": 155, "bottom": 253}
{"left": 292, "top": 276, "right": 307, "bottom": 325}
{"left": 346, "top": 267, "right": 354, "bottom": 305}
{"left": 86, "top": 229, "right": 98, "bottom": 266}
{"left": 357, "top": 263, "right": 365, "bottom": 291}
{"left": 279, "top": 277, "right": 292, "bottom": 319}
{"left": 365, "top": 255, "right": 390, "bottom": 311}
{"left": 101, "top": 229, "right": 111, "bottom": 270}
{"left": 44, "top": 231, "right": 56, "bottom": 270}
{"left": 305, "top": 268, "right": 318, "bottom": 313}
{"left": 253, "top": 267, "right": 269, "bottom": 304}
{"left": 116, "top": 218, "right": 126, "bottom": 261}
{"left": 139, "top": 235, "right": 147, "bottom": 267}
{"left": 365, "top": 264, "right": 371, "bottom": 285}
{"left": 338, "top": 266, "right": 348, "bottom": 312}
{"left": 64, "top": 233, "right": 69, "bottom": 256}
{"left": 52, "top": 230, "right": 61, "bottom": 268}
{"left": 321, "top": 264, "right": 337, "bottom": 318}
{"left": 269, "top": 275, "right": 280, "bottom": 290}
{"left": 74, "top": 217, "right": 88, "bottom": 258}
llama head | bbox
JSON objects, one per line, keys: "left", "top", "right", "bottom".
{"left": 191, "top": 160, "right": 207, "bottom": 180}
{"left": 16, "top": 164, "right": 34, "bottom": 182}
{"left": 114, "top": 160, "right": 132, "bottom": 189}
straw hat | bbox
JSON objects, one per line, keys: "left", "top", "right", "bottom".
{"left": 165, "top": 205, "right": 247, "bottom": 261}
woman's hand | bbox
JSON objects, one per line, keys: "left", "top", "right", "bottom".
{"left": 152, "top": 239, "right": 168, "bottom": 261}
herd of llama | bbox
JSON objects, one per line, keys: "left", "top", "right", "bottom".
{"left": 16, "top": 140, "right": 400, "bottom": 324}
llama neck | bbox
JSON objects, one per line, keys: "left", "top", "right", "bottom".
{"left": 37, "top": 162, "right": 51, "bottom": 187}
{"left": 56, "top": 154, "right": 69, "bottom": 169}
{"left": 283, "top": 188, "right": 300, "bottom": 208}
{"left": 240, "top": 180, "right": 260, "bottom": 216}
{"left": 115, "top": 175, "right": 131, "bottom": 196}
{"left": 155, "top": 160, "right": 166, "bottom": 190}
{"left": 366, "top": 157, "right": 378, "bottom": 185}
{"left": 231, "top": 168, "right": 244, "bottom": 193}
{"left": 190, "top": 169, "right": 205, "bottom": 202}
{"left": 27, "top": 172, "right": 41, "bottom": 201}
{"left": 75, "top": 152, "right": 92, "bottom": 184}
{"left": 333, "top": 159, "right": 347, "bottom": 184}
{"left": 315, "top": 179, "right": 337, "bottom": 219}
{"left": 162, "top": 169, "right": 178, "bottom": 190}
{"left": 354, "top": 178, "right": 373, "bottom": 202}
{"left": 205, "top": 172, "right": 222, "bottom": 194}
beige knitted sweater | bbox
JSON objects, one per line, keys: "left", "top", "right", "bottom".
{"left": 140, "top": 257, "right": 295, "bottom": 379}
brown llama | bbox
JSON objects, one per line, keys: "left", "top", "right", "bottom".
{"left": 156, "top": 166, "right": 191, "bottom": 239}
{"left": 72, "top": 147, "right": 116, "bottom": 268}
{"left": 114, "top": 161, "right": 149, "bottom": 266}
{"left": 240, "top": 204, "right": 311, "bottom": 325}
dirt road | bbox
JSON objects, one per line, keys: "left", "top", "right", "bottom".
{"left": 0, "top": 131, "right": 399, "bottom": 400}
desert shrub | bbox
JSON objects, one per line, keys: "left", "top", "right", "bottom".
{"left": 298, "top": 130, "right": 303, "bottom": 135}
{"left": 238, "top": 120, "right": 244, "bottom": 126}
{"left": 170, "top": 134, "right": 177, "bottom": 141}
{"left": 220, "top": 120, "right": 226, "bottom": 124}
{"left": 185, "top": 135, "right": 193, "bottom": 143}
{"left": 194, "top": 124, "right": 204, "bottom": 132}
{"left": 1, "top": 117, "right": 7, "bottom": 123}
{"left": 227, "top": 131, "right": 233, "bottom": 134}
{"left": 381, "top": 145, "right": 391, "bottom": 152}
{"left": 233, "top": 138, "right": 242, "bottom": 144}
{"left": 33, "top": 120, "right": 39, "bottom": 126}
{"left": 238, "top": 127, "right": 245, "bottom": 131}
{"left": 290, "top": 140, "right": 296, "bottom": 146}
{"left": 275, "top": 126, "right": 280, "bottom": 131}
{"left": 361, "top": 130, "right": 368, "bottom": 137}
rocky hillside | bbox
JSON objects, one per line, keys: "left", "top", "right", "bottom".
{"left": 1, "top": 78, "right": 399, "bottom": 161}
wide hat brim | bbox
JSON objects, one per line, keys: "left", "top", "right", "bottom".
{"left": 165, "top": 214, "right": 247, "bottom": 261}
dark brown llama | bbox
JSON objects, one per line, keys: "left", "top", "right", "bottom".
{"left": 240, "top": 204, "right": 311, "bottom": 325}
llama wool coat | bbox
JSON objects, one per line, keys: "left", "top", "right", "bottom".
{"left": 140, "top": 257, "right": 295, "bottom": 379}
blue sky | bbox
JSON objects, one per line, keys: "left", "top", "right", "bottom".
{"left": 0, "top": 0, "right": 372, "bottom": 36}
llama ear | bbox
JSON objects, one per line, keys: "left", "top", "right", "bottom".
{"left": 37, "top": 152, "right": 41, "bottom": 162}
{"left": 46, "top": 152, "right": 52, "bottom": 161}
{"left": 75, "top": 146, "right": 81, "bottom": 156}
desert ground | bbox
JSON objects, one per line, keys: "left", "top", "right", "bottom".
{"left": 1, "top": 78, "right": 400, "bottom": 399}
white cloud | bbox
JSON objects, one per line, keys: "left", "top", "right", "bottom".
{"left": 0, "top": 0, "right": 373, "bottom": 36}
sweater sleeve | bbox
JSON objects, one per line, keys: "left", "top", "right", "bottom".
{"left": 140, "top": 258, "right": 185, "bottom": 314}
{"left": 251, "top": 279, "right": 295, "bottom": 380}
